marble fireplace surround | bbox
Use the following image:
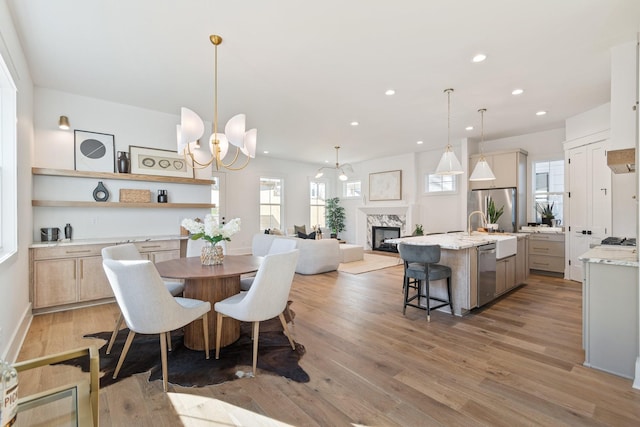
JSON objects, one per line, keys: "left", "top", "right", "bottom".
{"left": 358, "top": 206, "right": 409, "bottom": 250}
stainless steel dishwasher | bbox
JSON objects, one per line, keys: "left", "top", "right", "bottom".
{"left": 477, "top": 243, "right": 497, "bottom": 307}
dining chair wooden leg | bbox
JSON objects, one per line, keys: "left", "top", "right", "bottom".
{"left": 167, "top": 331, "right": 172, "bottom": 352}
{"left": 113, "top": 330, "right": 136, "bottom": 379}
{"left": 215, "top": 312, "right": 223, "bottom": 360}
{"left": 106, "top": 313, "right": 124, "bottom": 354}
{"left": 278, "top": 312, "right": 296, "bottom": 350}
{"left": 252, "top": 321, "right": 260, "bottom": 375}
{"left": 159, "top": 332, "right": 169, "bottom": 392}
{"left": 202, "top": 313, "right": 210, "bottom": 359}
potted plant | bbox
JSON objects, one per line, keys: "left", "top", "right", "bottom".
{"left": 486, "top": 197, "right": 504, "bottom": 231}
{"left": 536, "top": 202, "right": 555, "bottom": 226}
{"left": 413, "top": 224, "right": 424, "bottom": 236}
{"left": 325, "top": 197, "right": 346, "bottom": 238}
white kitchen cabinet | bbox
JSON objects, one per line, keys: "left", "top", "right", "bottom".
{"left": 582, "top": 259, "right": 638, "bottom": 379}
{"left": 469, "top": 150, "right": 527, "bottom": 190}
{"left": 30, "top": 239, "right": 181, "bottom": 312}
{"left": 566, "top": 140, "right": 611, "bottom": 281}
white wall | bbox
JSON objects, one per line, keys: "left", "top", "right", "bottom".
{"left": 0, "top": 0, "right": 34, "bottom": 361}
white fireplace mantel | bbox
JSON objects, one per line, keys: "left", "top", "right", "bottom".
{"left": 357, "top": 205, "right": 409, "bottom": 216}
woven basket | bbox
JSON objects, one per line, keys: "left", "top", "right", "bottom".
{"left": 119, "top": 189, "right": 151, "bottom": 203}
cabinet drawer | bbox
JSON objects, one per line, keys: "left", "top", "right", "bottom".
{"left": 528, "top": 233, "right": 564, "bottom": 243}
{"left": 529, "top": 254, "right": 565, "bottom": 273}
{"left": 529, "top": 240, "right": 564, "bottom": 257}
{"left": 135, "top": 240, "right": 180, "bottom": 253}
{"left": 32, "top": 244, "right": 105, "bottom": 260}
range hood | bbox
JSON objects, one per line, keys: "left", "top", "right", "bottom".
{"left": 607, "top": 148, "right": 636, "bottom": 173}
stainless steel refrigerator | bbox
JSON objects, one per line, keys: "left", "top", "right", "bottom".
{"left": 468, "top": 188, "right": 521, "bottom": 233}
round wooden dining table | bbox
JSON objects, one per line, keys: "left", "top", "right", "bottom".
{"left": 155, "top": 255, "right": 262, "bottom": 350}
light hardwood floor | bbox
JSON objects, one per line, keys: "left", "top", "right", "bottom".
{"left": 16, "top": 264, "right": 640, "bottom": 426}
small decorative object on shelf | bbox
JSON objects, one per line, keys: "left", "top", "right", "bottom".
{"left": 157, "top": 189, "right": 168, "bottom": 203}
{"left": 92, "top": 181, "right": 110, "bottom": 202}
{"left": 181, "top": 215, "right": 241, "bottom": 265}
{"left": 64, "top": 223, "right": 73, "bottom": 239}
{"left": 117, "top": 151, "right": 130, "bottom": 173}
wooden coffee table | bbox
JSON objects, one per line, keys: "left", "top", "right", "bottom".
{"left": 155, "top": 255, "right": 262, "bottom": 350}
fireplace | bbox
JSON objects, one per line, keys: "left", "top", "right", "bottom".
{"left": 372, "top": 226, "right": 401, "bottom": 253}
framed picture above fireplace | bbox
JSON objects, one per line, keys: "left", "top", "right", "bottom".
{"left": 369, "top": 170, "right": 402, "bottom": 201}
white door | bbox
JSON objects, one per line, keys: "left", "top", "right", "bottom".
{"left": 567, "top": 141, "right": 611, "bottom": 282}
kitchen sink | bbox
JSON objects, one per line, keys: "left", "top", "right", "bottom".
{"left": 492, "top": 235, "right": 517, "bottom": 259}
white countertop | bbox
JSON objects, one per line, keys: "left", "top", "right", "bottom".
{"left": 30, "top": 234, "right": 186, "bottom": 249}
{"left": 386, "top": 232, "right": 516, "bottom": 251}
{"left": 578, "top": 245, "right": 638, "bottom": 267}
{"left": 519, "top": 226, "right": 565, "bottom": 234}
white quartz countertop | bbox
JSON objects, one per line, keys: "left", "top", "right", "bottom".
{"left": 578, "top": 245, "right": 638, "bottom": 267}
{"left": 30, "top": 234, "right": 186, "bottom": 249}
{"left": 386, "top": 232, "right": 516, "bottom": 251}
{"left": 519, "top": 226, "right": 565, "bottom": 234}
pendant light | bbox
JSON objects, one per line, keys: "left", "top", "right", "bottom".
{"left": 435, "top": 88, "right": 464, "bottom": 175}
{"left": 469, "top": 108, "right": 496, "bottom": 181}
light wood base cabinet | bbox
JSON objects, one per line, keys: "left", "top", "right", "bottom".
{"left": 30, "top": 239, "right": 180, "bottom": 312}
{"left": 528, "top": 233, "right": 565, "bottom": 274}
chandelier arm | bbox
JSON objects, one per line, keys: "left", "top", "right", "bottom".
{"left": 184, "top": 143, "right": 215, "bottom": 169}
{"left": 219, "top": 146, "right": 250, "bottom": 171}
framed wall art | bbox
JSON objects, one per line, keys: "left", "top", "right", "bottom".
{"left": 369, "top": 170, "right": 402, "bottom": 201}
{"left": 74, "top": 130, "right": 116, "bottom": 173}
{"left": 129, "top": 145, "right": 193, "bottom": 178}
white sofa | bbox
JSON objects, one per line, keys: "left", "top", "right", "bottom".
{"left": 251, "top": 233, "right": 340, "bottom": 275}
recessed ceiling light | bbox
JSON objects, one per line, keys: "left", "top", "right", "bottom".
{"left": 416, "top": 140, "right": 424, "bottom": 145}
{"left": 465, "top": 126, "right": 474, "bottom": 131}
{"left": 472, "top": 53, "right": 487, "bottom": 63}
{"left": 325, "top": 160, "right": 329, "bottom": 163}
{"left": 350, "top": 121, "right": 359, "bottom": 126}
{"left": 512, "top": 88, "right": 524, "bottom": 95}
{"left": 536, "top": 111, "right": 547, "bottom": 116}
{"left": 263, "top": 150, "right": 269, "bottom": 154}
{"left": 385, "top": 89, "right": 395, "bottom": 96}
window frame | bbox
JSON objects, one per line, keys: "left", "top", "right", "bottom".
{"left": 424, "top": 172, "right": 458, "bottom": 196}
{"left": 532, "top": 159, "right": 564, "bottom": 224}
{"left": 0, "top": 51, "right": 17, "bottom": 264}
{"left": 309, "top": 179, "right": 327, "bottom": 228}
{"left": 259, "top": 176, "right": 284, "bottom": 232}
{"left": 342, "top": 180, "right": 362, "bottom": 199}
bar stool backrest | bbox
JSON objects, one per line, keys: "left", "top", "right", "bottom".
{"left": 398, "top": 243, "right": 441, "bottom": 265}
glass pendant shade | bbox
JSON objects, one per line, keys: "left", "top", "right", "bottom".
{"left": 225, "top": 114, "right": 246, "bottom": 148}
{"left": 178, "top": 107, "right": 205, "bottom": 154}
{"left": 210, "top": 133, "right": 229, "bottom": 160}
{"left": 315, "top": 171, "right": 324, "bottom": 178}
{"left": 338, "top": 170, "right": 348, "bottom": 181}
{"left": 435, "top": 146, "right": 464, "bottom": 175}
{"left": 241, "top": 128, "right": 257, "bottom": 158}
{"left": 58, "top": 115, "right": 70, "bottom": 130}
{"left": 469, "top": 156, "right": 496, "bottom": 181}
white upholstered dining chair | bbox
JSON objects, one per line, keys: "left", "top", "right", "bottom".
{"left": 102, "top": 259, "right": 211, "bottom": 392}
{"left": 215, "top": 249, "right": 299, "bottom": 376}
{"left": 101, "top": 243, "right": 185, "bottom": 354}
{"left": 239, "top": 237, "right": 297, "bottom": 291}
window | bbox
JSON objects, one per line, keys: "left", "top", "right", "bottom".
{"left": 342, "top": 180, "right": 361, "bottom": 198}
{"left": 425, "top": 173, "right": 457, "bottom": 194}
{"left": 310, "top": 181, "right": 326, "bottom": 228}
{"left": 0, "top": 52, "right": 17, "bottom": 263}
{"left": 260, "top": 177, "right": 282, "bottom": 231}
{"left": 533, "top": 160, "right": 564, "bottom": 224}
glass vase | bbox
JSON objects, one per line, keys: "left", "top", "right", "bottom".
{"left": 201, "top": 242, "right": 224, "bottom": 265}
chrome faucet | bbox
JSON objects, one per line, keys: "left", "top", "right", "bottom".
{"left": 468, "top": 210, "right": 488, "bottom": 235}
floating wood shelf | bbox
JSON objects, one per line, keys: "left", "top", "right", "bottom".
{"left": 32, "top": 200, "right": 215, "bottom": 209}
{"left": 32, "top": 168, "right": 214, "bottom": 185}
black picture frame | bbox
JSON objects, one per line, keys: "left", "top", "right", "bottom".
{"left": 74, "top": 130, "right": 116, "bottom": 173}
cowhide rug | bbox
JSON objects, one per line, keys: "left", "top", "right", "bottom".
{"left": 58, "top": 312, "right": 309, "bottom": 388}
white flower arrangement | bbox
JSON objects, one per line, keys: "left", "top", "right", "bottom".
{"left": 181, "top": 215, "right": 241, "bottom": 245}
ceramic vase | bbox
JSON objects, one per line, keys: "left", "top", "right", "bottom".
{"left": 117, "top": 151, "right": 130, "bottom": 173}
{"left": 201, "top": 242, "right": 224, "bottom": 265}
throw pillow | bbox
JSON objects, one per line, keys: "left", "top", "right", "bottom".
{"left": 294, "top": 225, "right": 306, "bottom": 235}
{"left": 271, "top": 228, "right": 283, "bottom": 235}
{"left": 297, "top": 231, "right": 316, "bottom": 240}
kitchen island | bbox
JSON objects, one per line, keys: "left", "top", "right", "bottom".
{"left": 387, "top": 232, "right": 528, "bottom": 316}
{"left": 579, "top": 246, "right": 639, "bottom": 387}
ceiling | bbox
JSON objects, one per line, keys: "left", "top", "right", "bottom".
{"left": 6, "top": 0, "right": 640, "bottom": 166}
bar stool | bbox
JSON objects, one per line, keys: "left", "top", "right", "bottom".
{"left": 398, "top": 243, "right": 453, "bottom": 321}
